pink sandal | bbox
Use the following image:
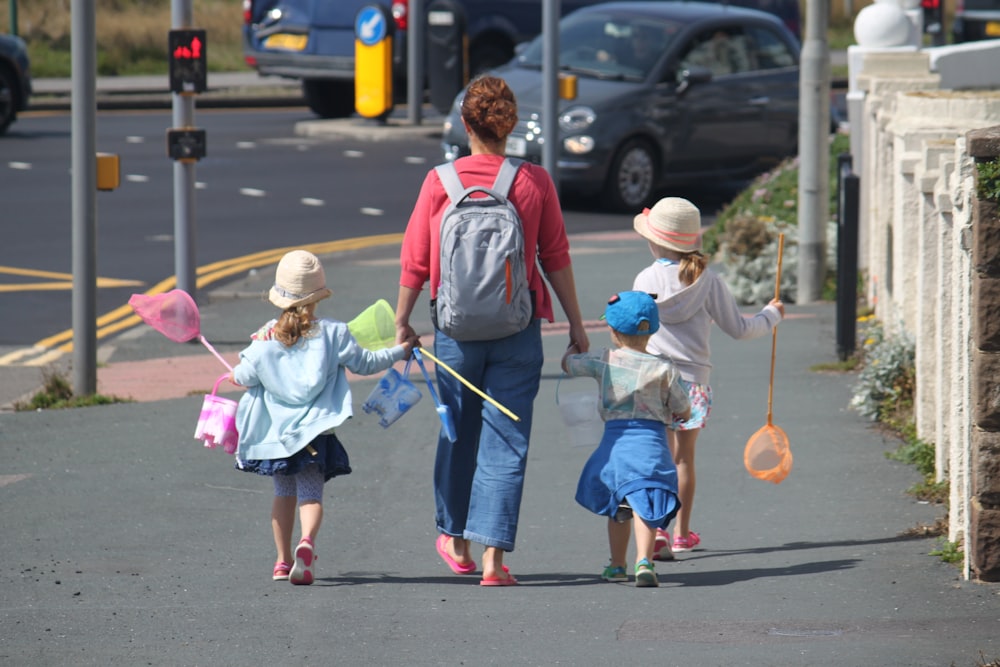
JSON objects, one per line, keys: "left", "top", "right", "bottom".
{"left": 272, "top": 561, "right": 291, "bottom": 581}
{"left": 290, "top": 537, "right": 316, "bottom": 585}
{"left": 672, "top": 531, "right": 701, "bottom": 552}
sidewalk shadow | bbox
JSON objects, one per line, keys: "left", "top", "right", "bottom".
{"left": 664, "top": 558, "right": 861, "bottom": 588}
{"left": 677, "top": 532, "right": 932, "bottom": 561}
{"left": 312, "top": 573, "right": 602, "bottom": 587}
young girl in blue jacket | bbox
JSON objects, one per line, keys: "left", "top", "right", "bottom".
{"left": 231, "top": 250, "right": 417, "bottom": 585}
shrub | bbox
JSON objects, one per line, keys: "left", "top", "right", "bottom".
{"left": 707, "top": 133, "right": 850, "bottom": 304}
{"left": 849, "top": 318, "right": 915, "bottom": 422}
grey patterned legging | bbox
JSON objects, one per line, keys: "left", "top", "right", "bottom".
{"left": 273, "top": 465, "right": 325, "bottom": 502}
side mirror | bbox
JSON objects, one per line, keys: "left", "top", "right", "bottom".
{"left": 676, "top": 65, "right": 713, "bottom": 95}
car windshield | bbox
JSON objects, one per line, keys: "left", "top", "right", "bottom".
{"left": 516, "top": 11, "right": 682, "bottom": 81}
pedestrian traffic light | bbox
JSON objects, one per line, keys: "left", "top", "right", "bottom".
{"left": 169, "top": 29, "right": 207, "bottom": 94}
{"left": 167, "top": 128, "right": 207, "bottom": 162}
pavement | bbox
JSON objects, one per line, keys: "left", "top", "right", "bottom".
{"left": 3, "top": 225, "right": 1000, "bottom": 666}
{"left": 4, "top": 67, "right": 998, "bottom": 666}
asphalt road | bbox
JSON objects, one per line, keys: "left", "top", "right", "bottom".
{"left": 2, "top": 230, "right": 998, "bottom": 666}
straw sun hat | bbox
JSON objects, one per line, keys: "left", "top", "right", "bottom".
{"left": 268, "top": 250, "right": 333, "bottom": 309}
{"left": 633, "top": 197, "right": 702, "bottom": 253}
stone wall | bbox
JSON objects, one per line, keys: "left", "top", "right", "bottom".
{"left": 853, "top": 50, "right": 1000, "bottom": 580}
{"left": 968, "top": 130, "right": 1000, "bottom": 581}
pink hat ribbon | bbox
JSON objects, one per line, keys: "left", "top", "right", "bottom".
{"left": 640, "top": 208, "right": 701, "bottom": 246}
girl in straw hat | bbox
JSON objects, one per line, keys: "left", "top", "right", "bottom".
{"left": 231, "top": 250, "right": 418, "bottom": 585}
{"left": 632, "top": 198, "right": 784, "bottom": 559}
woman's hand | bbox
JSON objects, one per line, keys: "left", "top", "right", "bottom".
{"left": 569, "top": 324, "right": 590, "bottom": 354}
{"left": 400, "top": 334, "right": 421, "bottom": 357}
{"left": 561, "top": 340, "right": 580, "bottom": 374}
{"left": 396, "top": 322, "right": 417, "bottom": 346}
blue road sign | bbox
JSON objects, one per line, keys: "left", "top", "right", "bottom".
{"left": 356, "top": 6, "right": 388, "bottom": 47}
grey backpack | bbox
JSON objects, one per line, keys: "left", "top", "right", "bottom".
{"left": 432, "top": 158, "right": 533, "bottom": 342}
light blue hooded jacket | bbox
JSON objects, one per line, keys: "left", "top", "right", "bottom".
{"left": 233, "top": 319, "right": 406, "bottom": 461}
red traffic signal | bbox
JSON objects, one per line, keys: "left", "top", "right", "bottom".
{"left": 169, "top": 29, "right": 207, "bottom": 94}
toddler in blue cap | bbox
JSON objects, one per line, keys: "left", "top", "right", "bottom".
{"left": 561, "top": 291, "right": 691, "bottom": 587}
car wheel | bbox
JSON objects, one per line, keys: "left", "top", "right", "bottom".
{"left": 605, "top": 138, "right": 658, "bottom": 212}
{"left": 0, "top": 65, "right": 17, "bottom": 136}
{"left": 302, "top": 79, "right": 355, "bottom": 119}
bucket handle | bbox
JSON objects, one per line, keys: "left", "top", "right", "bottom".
{"left": 412, "top": 349, "right": 444, "bottom": 409}
{"left": 211, "top": 372, "right": 230, "bottom": 396}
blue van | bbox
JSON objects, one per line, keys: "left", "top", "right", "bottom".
{"left": 241, "top": 0, "right": 801, "bottom": 118}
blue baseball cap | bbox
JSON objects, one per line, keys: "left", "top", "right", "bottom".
{"left": 603, "top": 291, "right": 659, "bottom": 335}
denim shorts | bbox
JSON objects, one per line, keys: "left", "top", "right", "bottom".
{"left": 669, "top": 379, "right": 712, "bottom": 431}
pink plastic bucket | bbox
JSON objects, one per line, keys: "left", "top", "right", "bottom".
{"left": 194, "top": 374, "right": 239, "bottom": 454}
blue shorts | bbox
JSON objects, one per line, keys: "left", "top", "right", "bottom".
{"left": 669, "top": 380, "right": 712, "bottom": 431}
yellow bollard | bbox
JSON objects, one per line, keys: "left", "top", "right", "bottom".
{"left": 96, "top": 153, "right": 120, "bottom": 191}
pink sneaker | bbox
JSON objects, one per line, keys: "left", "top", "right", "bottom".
{"left": 653, "top": 528, "right": 674, "bottom": 561}
{"left": 672, "top": 531, "right": 701, "bottom": 553}
{"left": 290, "top": 537, "right": 315, "bottom": 585}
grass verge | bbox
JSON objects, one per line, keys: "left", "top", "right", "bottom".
{"left": 13, "top": 369, "right": 132, "bottom": 411}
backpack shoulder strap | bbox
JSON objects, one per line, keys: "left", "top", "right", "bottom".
{"left": 434, "top": 161, "right": 466, "bottom": 203}
{"left": 492, "top": 158, "right": 524, "bottom": 199}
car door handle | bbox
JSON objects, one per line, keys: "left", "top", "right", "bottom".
{"left": 749, "top": 96, "right": 770, "bottom": 106}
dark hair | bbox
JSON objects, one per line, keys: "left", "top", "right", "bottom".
{"left": 461, "top": 75, "right": 518, "bottom": 144}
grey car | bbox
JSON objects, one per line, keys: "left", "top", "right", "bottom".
{"left": 0, "top": 33, "right": 31, "bottom": 136}
{"left": 440, "top": 1, "right": 801, "bottom": 211}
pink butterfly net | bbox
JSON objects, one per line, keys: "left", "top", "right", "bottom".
{"left": 129, "top": 289, "right": 233, "bottom": 371}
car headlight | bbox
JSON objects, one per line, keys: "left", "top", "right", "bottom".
{"left": 563, "top": 136, "right": 595, "bottom": 154}
{"left": 559, "top": 106, "right": 596, "bottom": 132}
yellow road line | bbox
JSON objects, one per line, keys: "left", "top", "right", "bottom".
{"left": 1, "top": 234, "right": 404, "bottom": 365}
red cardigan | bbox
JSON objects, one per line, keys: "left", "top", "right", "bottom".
{"left": 399, "top": 154, "right": 572, "bottom": 323}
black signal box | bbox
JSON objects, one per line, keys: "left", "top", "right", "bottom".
{"left": 169, "top": 29, "right": 207, "bottom": 94}
{"left": 167, "top": 128, "right": 207, "bottom": 161}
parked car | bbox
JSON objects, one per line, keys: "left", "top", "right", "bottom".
{"left": 441, "top": 1, "right": 801, "bottom": 211}
{"left": 241, "top": 0, "right": 602, "bottom": 118}
{"left": 0, "top": 33, "right": 31, "bottom": 136}
{"left": 242, "top": 0, "right": 799, "bottom": 119}
{"left": 952, "top": 0, "right": 1000, "bottom": 42}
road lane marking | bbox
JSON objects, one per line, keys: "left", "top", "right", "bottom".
{"left": 0, "top": 266, "right": 145, "bottom": 293}
{"left": 8, "top": 161, "right": 31, "bottom": 170}
{"left": 1, "top": 234, "right": 405, "bottom": 366}
{"left": 240, "top": 187, "right": 267, "bottom": 197}
{"left": 301, "top": 198, "right": 325, "bottom": 207}
{"left": 126, "top": 174, "right": 149, "bottom": 183}
{"left": 360, "top": 207, "right": 384, "bottom": 216}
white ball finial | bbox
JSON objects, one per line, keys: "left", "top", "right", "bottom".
{"left": 854, "top": 1, "right": 912, "bottom": 46}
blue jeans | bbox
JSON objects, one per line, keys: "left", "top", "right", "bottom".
{"left": 433, "top": 319, "right": 543, "bottom": 552}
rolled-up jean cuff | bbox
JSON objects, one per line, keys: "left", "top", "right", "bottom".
{"left": 463, "top": 530, "right": 514, "bottom": 552}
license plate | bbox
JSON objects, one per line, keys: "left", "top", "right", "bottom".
{"left": 264, "top": 33, "right": 308, "bottom": 51}
{"left": 506, "top": 136, "right": 527, "bottom": 157}
{"left": 987, "top": 21, "right": 1000, "bottom": 36}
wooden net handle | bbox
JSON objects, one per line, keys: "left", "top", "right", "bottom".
{"left": 767, "top": 233, "right": 785, "bottom": 426}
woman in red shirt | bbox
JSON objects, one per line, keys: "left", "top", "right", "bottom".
{"left": 395, "top": 76, "right": 589, "bottom": 586}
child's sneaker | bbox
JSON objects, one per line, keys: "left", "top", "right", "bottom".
{"left": 672, "top": 531, "right": 701, "bottom": 553}
{"left": 601, "top": 564, "right": 628, "bottom": 582}
{"left": 653, "top": 528, "right": 674, "bottom": 561}
{"left": 635, "top": 559, "right": 659, "bottom": 588}
{"left": 289, "top": 537, "right": 315, "bottom": 585}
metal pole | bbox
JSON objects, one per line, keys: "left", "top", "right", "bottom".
{"left": 796, "top": 0, "right": 830, "bottom": 303}
{"left": 9, "top": 0, "right": 18, "bottom": 36}
{"left": 407, "top": 0, "right": 425, "bottom": 125}
{"left": 173, "top": 0, "right": 198, "bottom": 300}
{"left": 71, "top": 0, "right": 97, "bottom": 396}
{"left": 541, "top": 0, "right": 560, "bottom": 189}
